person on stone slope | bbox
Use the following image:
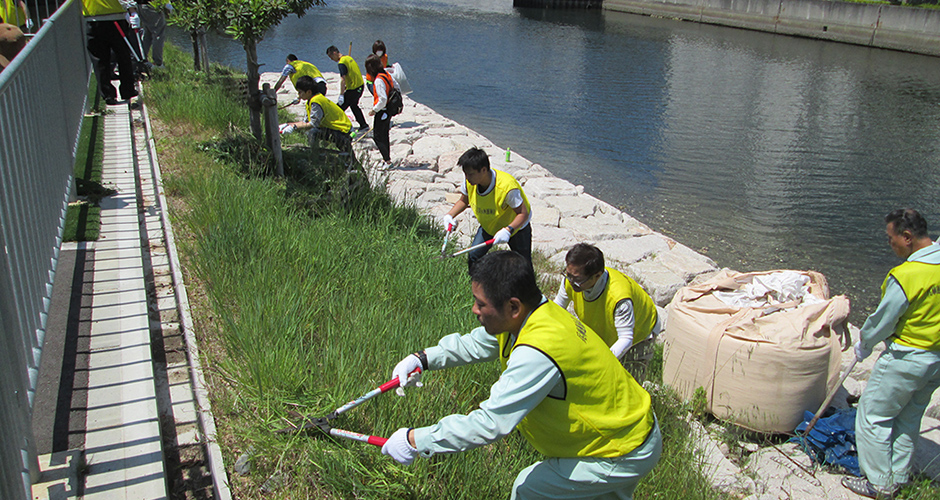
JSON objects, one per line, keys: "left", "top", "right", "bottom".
{"left": 554, "top": 243, "right": 661, "bottom": 382}
{"left": 278, "top": 75, "right": 351, "bottom": 152}
{"left": 843, "top": 208, "right": 940, "bottom": 500}
{"left": 441, "top": 147, "right": 532, "bottom": 274}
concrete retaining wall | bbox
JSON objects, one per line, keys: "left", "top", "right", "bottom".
{"left": 605, "top": 0, "right": 940, "bottom": 56}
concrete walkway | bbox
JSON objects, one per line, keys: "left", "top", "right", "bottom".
{"left": 30, "top": 98, "right": 229, "bottom": 500}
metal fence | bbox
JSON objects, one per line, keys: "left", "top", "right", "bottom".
{"left": 0, "top": 1, "right": 90, "bottom": 498}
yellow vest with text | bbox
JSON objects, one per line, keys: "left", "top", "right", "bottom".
{"left": 1, "top": 0, "right": 26, "bottom": 26}
{"left": 886, "top": 260, "right": 940, "bottom": 351}
{"left": 466, "top": 169, "right": 530, "bottom": 236}
{"left": 82, "top": 0, "right": 124, "bottom": 17}
{"left": 308, "top": 94, "right": 352, "bottom": 134}
{"left": 496, "top": 301, "right": 654, "bottom": 458}
{"left": 565, "top": 267, "right": 658, "bottom": 347}
{"left": 289, "top": 60, "right": 323, "bottom": 87}
{"left": 339, "top": 55, "right": 364, "bottom": 90}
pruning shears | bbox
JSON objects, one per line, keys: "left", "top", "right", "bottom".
{"left": 274, "top": 367, "right": 421, "bottom": 447}
{"left": 444, "top": 238, "right": 494, "bottom": 259}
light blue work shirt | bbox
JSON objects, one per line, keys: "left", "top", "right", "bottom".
{"left": 413, "top": 300, "right": 565, "bottom": 455}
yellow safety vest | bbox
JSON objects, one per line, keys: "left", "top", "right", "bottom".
{"left": 82, "top": 0, "right": 124, "bottom": 17}
{"left": 0, "top": 0, "right": 26, "bottom": 26}
{"left": 566, "top": 267, "right": 658, "bottom": 347}
{"left": 289, "top": 60, "right": 323, "bottom": 87}
{"left": 496, "top": 302, "right": 654, "bottom": 458}
{"left": 886, "top": 260, "right": 940, "bottom": 351}
{"left": 339, "top": 55, "right": 364, "bottom": 90}
{"left": 308, "top": 94, "right": 352, "bottom": 134}
{"left": 466, "top": 169, "right": 530, "bottom": 236}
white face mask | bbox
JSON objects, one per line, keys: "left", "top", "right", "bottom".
{"left": 376, "top": 50, "right": 384, "bottom": 57}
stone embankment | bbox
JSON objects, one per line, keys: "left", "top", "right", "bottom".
{"left": 263, "top": 71, "right": 720, "bottom": 306}
{"left": 263, "top": 71, "right": 940, "bottom": 499}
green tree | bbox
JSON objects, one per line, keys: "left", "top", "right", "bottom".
{"left": 223, "top": 0, "right": 323, "bottom": 140}
{"left": 169, "top": 0, "right": 226, "bottom": 71}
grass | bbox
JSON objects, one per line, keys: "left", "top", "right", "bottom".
{"left": 148, "top": 42, "right": 732, "bottom": 499}
{"left": 63, "top": 79, "right": 108, "bottom": 242}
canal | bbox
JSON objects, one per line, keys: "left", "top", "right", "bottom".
{"left": 167, "top": 0, "right": 940, "bottom": 321}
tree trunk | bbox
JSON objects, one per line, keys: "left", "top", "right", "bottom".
{"left": 197, "top": 29, "right": 210, "bottom": 73}
{"left": 191, "top": 30, "right": 200, "bottom": 71}
{"left": 245, "top": 38, "right": 263, "bottom": 141}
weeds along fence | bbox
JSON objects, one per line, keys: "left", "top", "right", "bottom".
{"left": 0, "top": 0, "right": 90, "bottom": 498}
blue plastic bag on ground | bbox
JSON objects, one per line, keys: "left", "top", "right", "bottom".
{"left": 791, "top": 408, "right": 861, "bottom": 476}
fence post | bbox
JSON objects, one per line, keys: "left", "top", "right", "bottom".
{"left": 261, "top": 83, "right": 283, "bottom": 177}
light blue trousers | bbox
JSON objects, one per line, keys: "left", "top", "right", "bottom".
{"left": 511, "top": 420, "right": 662, "bottom": 500}
{"left": 856, "top": 343, "right": 940, "bottom": 489}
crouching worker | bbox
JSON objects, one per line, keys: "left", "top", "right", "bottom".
{"left": 555, "top": 243, "right": 661, "bottom": 382}
{"left": 383, "top": 251, "right": 662, "bottom": 500}
{"left": 279, "top": 75, "right": 351, "bottom": 152}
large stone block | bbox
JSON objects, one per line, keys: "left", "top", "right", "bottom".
{"left": 532, "top": 225, "right": 579, "bottom": 256}
{"left": 625, "top": 258, "right": 686, "bottom": 306}
{"left": 395, "top": 168, "right": 442, "bottom": 184}
{"left": 596, "top": 235, "right": 670, "bottom": 265}
{"left": 523, "top": 176, "right": 581, "bottom": 198}
{"left": 544, "top": 195, "right": 599, "bottom": 218}
{"left": 559, "top": 214, "right": 643, "bottom": 241}
{"left": 529, "top": 197, "right": 560, "bottom": 228}
{"left": 386, "top": 179, "right": 428, "bottom": 203}
{"left": 654, "top": 243, "right": 718, "bottom": 282}
{"left": 411, "top": 136, "right": 459, "bottom": 160}
{"left": 437, "top": 151, "right": 463, "bottom": 174}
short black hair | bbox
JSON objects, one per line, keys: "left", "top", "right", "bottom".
{"left": 295, "top": 76, "right": 320, "bottom": 94}
{"left": 372, "top": 40, "right": 386, "bottom": 54}
{"left": 326, "top": 45, "right": 339, "bottom": 56}
{"left": 364, "top": 54, "right": 384, "bottom": 77}
{"left": 565, "top": 243, "right": 604, "bottom": 277}
{"left": 287, "top": 53, "right": 298, "bottom": 61}
{"left": 457, "top": 147, "right": 490, "bottom": 173}
{"left": 470, "top": 251, "right": 542, "bottom": 310}
{"left": 886, "top": 208, "right": 929, "bottom": 239}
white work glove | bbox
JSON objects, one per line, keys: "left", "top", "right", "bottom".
{"left": 493, "top": 227, "right": 512, "bottom": 246}
{"left": 278, "top": 123, "right": 295, "bottom": 134}
{"left": 337, "top": 94, "right": 345, "bottom": 106}
{"left": 25, "top": 18, "right": 33, "bottom": 30}
{"left": 392, "top": 354, "right": 423, "bottom": 397}
{"left": 127, "top": 12, "right": 140, "bottom": 29}
{"left": 854, "top": 341, "right": 872, "bottom": 361}
{"left": 164, "top": 1, "right": 174, "bottom": 14}
{"left": 441, "top": 214, "right": 456, "bottom": 232}
{"left": 382, "top": 428, "right": 418, "bottom": 465}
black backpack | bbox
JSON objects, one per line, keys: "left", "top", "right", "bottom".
{"left": 381, "top": 73, "right": 403, "bottom": 116}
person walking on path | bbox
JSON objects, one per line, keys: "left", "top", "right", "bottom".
{"left": 554, "top": 243, "right": 661, "bottom": 382}
{"left": 364, "top": 39, "right": 387, "bottom": 92}
{"left": 83, "top": 0, "right": 138, "bottom": 104}
{"left": 383, "top": 250, "right": 662, "bottom": 499}
{"left": 326, "top": 44, "right": 369, "bottom": 133}
{"left": 135, "top": 0, "right": 171, "bottom": 67}
{"left": 441, "top": 147, "right": 532, "bottom": 273}
{"left": 364, "top": 54, "right": 397, "bottom": 169}
{"left": 279, "top": 75, "right": 352, "bottom": 152}
{"left": 274, "top": 53, "right": 326, "bottom": 95}
{"left": 843, "top": 208, "right": 940, "bottom": 500}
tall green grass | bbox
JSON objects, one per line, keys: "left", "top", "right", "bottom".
{"left": 64, "top": 79, "right": 105, "bottom": 242}
{"left": 152, "top": 43, "right": 730, "bottom": 499}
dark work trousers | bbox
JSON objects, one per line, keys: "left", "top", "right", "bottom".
{"left": 340, "top": 85, "right": 368, "bottom": 129}
{"left": 373, "top": 109, "right": 391, "bottom": 162}
{"left": 86, "top": 20, "right": 137, "bottom": 101}
{"left": 467, "top": 224, "right": 532, "bottom": 274}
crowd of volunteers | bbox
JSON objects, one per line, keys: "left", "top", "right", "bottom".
{"left": 67, "top": 2, "right": 939, "bottom": 493}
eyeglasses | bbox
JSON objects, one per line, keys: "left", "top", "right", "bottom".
{"left": 563, "top": 271, "right": 595, "bottom": 289}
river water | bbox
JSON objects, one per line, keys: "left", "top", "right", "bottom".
{"left": 167, "top": 0, "right": 940, "bottom": 321}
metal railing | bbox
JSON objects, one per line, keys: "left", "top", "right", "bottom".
{"left": 0, "top": 1, "right": 90, "bottom": 498}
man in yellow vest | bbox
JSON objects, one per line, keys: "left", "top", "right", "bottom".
{"left": 554, "top": 243, "right": 660, "bottom": 382}
{"left": 384, "top": 251, "right": 662, "bottom": 499}
{"left": 278, "top": 75, "right": 352, "bottom": 152}
{"left": 442, "top": 147, "right": 532, "bottom": 273}
{"left": 83, "top": 0, "right": 139, "bottom": 105}
{"left": 326, "top": 45, "right": 369, "bottom": 133}
{"left": 843, "top": 208, "right": 940, "bottom": 500}
{"left": 273, "top": 53, "right": 326, "bottom": 96}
